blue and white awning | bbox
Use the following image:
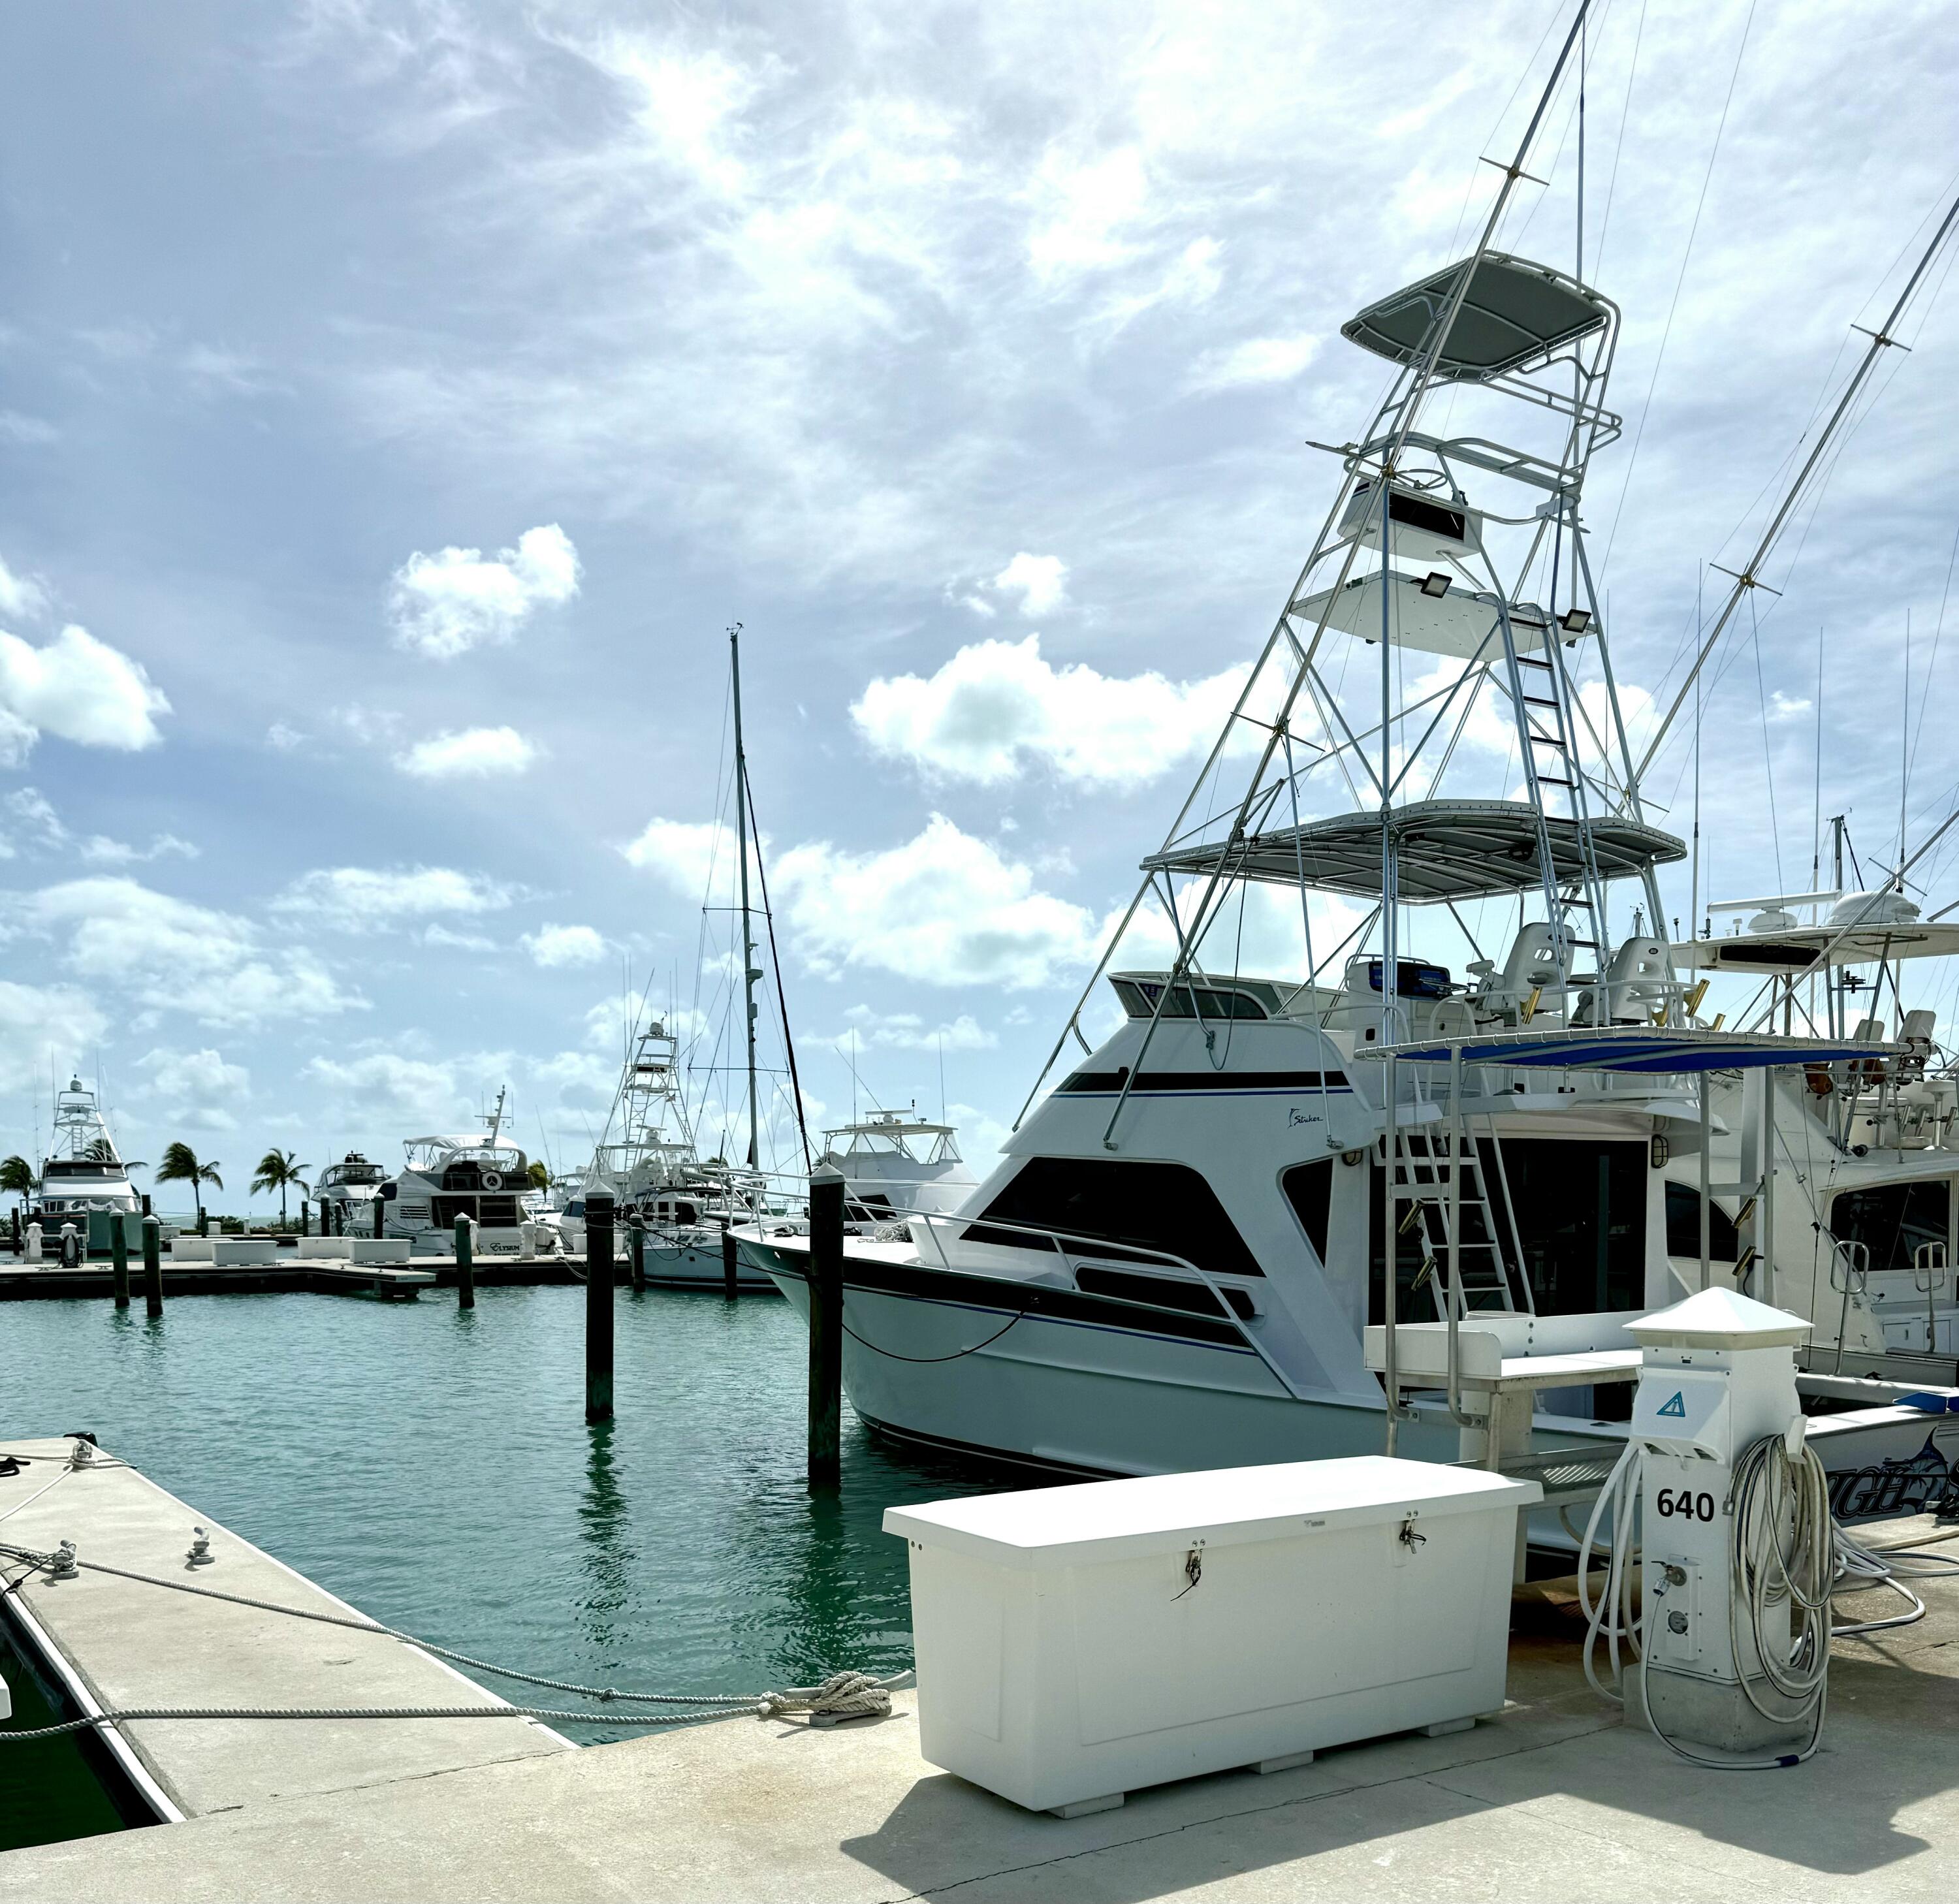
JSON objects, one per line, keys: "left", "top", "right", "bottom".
{"left": 1350, "top": 1027, "right": 1894, "bottom": 1074}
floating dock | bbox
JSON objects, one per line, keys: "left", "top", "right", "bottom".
{"left": 3, "top": 1437, "right": 1958, "bottom": 1899}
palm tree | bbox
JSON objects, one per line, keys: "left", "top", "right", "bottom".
{"left": 251, "top": 1149, "right": 310, "bottom": 1226}
{"left": 157, "top": 1143, "right": 223, "bottom": 1230}
{"left": 526, "top": 1159, "right": 550, "bottom": 1192}
{"left": 0, "top": 1155, "right": 35, "bottom": 1209}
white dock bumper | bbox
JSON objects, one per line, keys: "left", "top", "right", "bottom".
{"left": 885, "top": 1455, "right": 1541, "bottom": 1816}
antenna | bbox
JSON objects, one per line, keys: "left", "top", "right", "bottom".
{"left": 730, "top": 622, "right": 760, "bottom": 1173}
{"left": 1637, "top": 184, "right": 1959, "bottom": 780}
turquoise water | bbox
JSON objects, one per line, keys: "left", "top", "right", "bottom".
{"left": 3, "top": 1288, "right": 1022, "bottom": 1766}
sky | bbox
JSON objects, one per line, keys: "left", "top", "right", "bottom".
{"left": 4, "top": 0, "right": 1959, "bottom": 1213}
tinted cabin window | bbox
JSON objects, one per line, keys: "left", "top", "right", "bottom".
{"left": 1664, "top": 1181, "right": 1740, "bottom": 1261}
{"left": 1831, "top": 1181, "right": 1952, "bottom": 1273}
{"left": 1369, "top": 1137, "right": 1646, "bottom": 1322}
{"left": 1282, "top": 1160, "right": 1333, "bottom": 1264}
{"left": 964, "top": 1156, "right": 1262, "bottom": 1278}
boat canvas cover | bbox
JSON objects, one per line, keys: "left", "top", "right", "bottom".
{"left": 1145, "top": 800, "right": 1685, "bottom": 904}
{"left": 1341, "top": 252, "right": 1611, "bottom": 381}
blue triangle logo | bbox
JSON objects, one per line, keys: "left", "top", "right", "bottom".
{"left": 1657, "top": 1391, "right": 1687, "bottom": 1419}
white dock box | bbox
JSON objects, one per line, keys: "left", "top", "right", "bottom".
{"left": 885, "top": 1456, "right": 1540, "bottom": 1815}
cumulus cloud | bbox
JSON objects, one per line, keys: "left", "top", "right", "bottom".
{"left": 774, "top": 814, "right": 1097, "bottom": 989}
{"left": 0, "top": 978, "right": 108, "bottom": 1078}
{"left": 303, "top": 1051, "right": 471, "bottom": 1128}
{"left": 1189, "top": 332, "right": 1321, "bottom": 390}
{"left": 18, "top": 878, "right": 358, "bottom": 1028}
{"left": 523, "top": 922, "right": 607, "bottom": 968}
{"left": 134, "top": 1046, "right": 249, "bottom": 1132}
{"left": 618, "top": 816, "right": 756, "bottom": 898}
{"left": 0, "top": 554, "right": 50, "bottom": 622}
{"left": 387, "top": 523, "right": 581, "bottom": 659}
{"left": 993, "top": 552, "right": 1068, "bottom": 618}
{"left": 833, "top": 1004, "right": 995, "bottom": 1051}
{"left": 273, "top": 865, "right": 516, "bottom": 931}
{"left": 0, "top": 624, "right": 170, "bottom": 761}
{"left": 851, "top": 634, "right": 1249, "bottom": 787}
{"left": 399, "top": 725, "right": 539, "bottom": 778}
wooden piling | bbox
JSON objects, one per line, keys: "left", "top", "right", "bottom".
{"left": 141, "top": 1216, "right": 163, "bottom": 1320}
{"left": 454, "top": 1212, "right": 475, "bottom": 1310}
{"left": 373, "top": 1196, "right": 385, "bottom": 1239}
{"left": 628, "top": 1216, "right": 646, "bottom": 1293}
{"left": 722, "top": 1226, "right": 739, "bottom": 1299}
{"left": 807, "top": 1164, "right": 844, "bottom": 1488}
{"left": 110, "top": 1216, "right": 131, "bottom": 1309}
{"left": 586, "top": 1192, "right": 615, "bottom": 1423}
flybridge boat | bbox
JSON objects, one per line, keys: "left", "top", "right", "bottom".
{"left": 33, "top": 1075, "right": 144, "bottom": 1253}
{"left": 1659, "top": 875, "right": 1959, "bottom": 1386}
{"left": 820, "top": 1109, "right": 977, "bottom": 1220}
{"left": 312, "top": 1152, "right": 385, "bottom": 1233}
{"left": 380, "top": 1087, "right": 542, "bottom": 1252}
{"left": 741, "top": 25, "right": 1959, "bottom": 1527}
{"left": 559, "top": 1015, "right": 775, "bottom": 1289}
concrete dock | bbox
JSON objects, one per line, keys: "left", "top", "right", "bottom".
{"left": 4, "top": 1437, "right": 1959, "bottom": 1900}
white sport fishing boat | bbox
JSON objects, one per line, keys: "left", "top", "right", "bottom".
{"left": 741, "top": 30, "right": 1959, "bottom": 1533}
{"left": 558, "top": 1015, "right": 774, "bottom": 1289}
{"left": 820, "top": 1108, "right": 977, "bottom": 1220}
{"left": 33, "top": 1075, "right": 143, "bottom": 1254}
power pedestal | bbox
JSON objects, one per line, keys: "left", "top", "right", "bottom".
{"left": 1627, "top": 1289, "right": 1815, "bottom": 1756}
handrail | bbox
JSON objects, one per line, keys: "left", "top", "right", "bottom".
{"left": 788, "top": 1203, "right": 1316, "bottom": 1404}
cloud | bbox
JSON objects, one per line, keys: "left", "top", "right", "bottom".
{"left": 0, "top": 554, "right": 50, "bottom": 621}
{"left": 833, "top": 1004, "right": 995, "bottom": 1051}
{"left": 273, "top": 865, "right": 517, "bottom": 931}
{"left": 398, "top": 725, "right": 539, "bottom": 778}
{"left": 266, "top": 722, "right": 304, "bottom": 750}
{"left": 0, "top": 625, "right": 170, "bottom": 760}
{"left": 387, "top": 523, "right": 581, "bottom": 659}
{"left": 523, "top": 922, "right": 607, "bottom": 967}
{"left": 618, "top": 816, "right": 754, "bottom": 899}
{"left": 0, "top": 979, "right": 108, "bottom": 1079}
{"left": 851, "top": 634, "right": 1249, "bottom": 787}
{"left": 774, "top": 814, "right": 1098, "bottom": 989}
{"left": 1189, "top": 332, "right": 1320, "bottom": 391}
{"left": 1, "top": 787, "right": 195, "bottom": 866}
{"left": 303, "top": 1051, "right": 470, "bottom": 1127}
{"left": 18, "top": 878, "right": 359, "bottom": 1028}
{"left": 134, "top": 1046, "right": 249, "bottom": 1133}
{"left": 993, "top": 553, "right": 1068, "bottom": 618}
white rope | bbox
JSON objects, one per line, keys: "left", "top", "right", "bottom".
{"left": 755, "top": 1671, "right": 893, "bottom": 1721}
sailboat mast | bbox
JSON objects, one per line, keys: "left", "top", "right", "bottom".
{"left": 731, "top": 625, "right": 760, "bottom": 1173}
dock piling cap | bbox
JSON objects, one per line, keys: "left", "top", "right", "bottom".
{"left": 1626, "top": 1286, "right": 1809, "bottom": 1350}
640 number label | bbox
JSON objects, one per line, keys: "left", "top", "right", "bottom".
{"left": 1655, "top": 1486, "right": 1716, "bottom": 1522}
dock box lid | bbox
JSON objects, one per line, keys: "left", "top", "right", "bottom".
{"left": 884, "top": 1456, "right": 1541, "bottom": 1571}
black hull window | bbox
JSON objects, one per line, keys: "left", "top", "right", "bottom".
{"left": 963, "top": 1156, "right": 1263, "bottom": 1279}
{"left": 1664, "top": 1181, "right": 1740, "bottom": 1261}
{"left": 1281, "top": 1160, "right": 1333, "bottom": 1265}
{"left": 1369, "top": 1137, "right": 1646, "bottom": 1322}
{"left": 1830, "top": 1181, "right": 1951, "bottom": 1274}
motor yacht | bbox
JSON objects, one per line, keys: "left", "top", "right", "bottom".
{"left": 738, "top": 44, "right": 1959, "bottom": 1527}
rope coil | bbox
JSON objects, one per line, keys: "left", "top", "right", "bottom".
{"left": 755, "top": 1671, "right": 892, "bottom": 1721}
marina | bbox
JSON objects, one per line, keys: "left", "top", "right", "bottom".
{"left": 2, "top": 1414, "right": 1958, "bottom": 1896}
{"left": 10, "top": 0, "right": 1959, "bottom": 1896}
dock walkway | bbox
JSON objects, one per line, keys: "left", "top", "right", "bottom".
{"left": 3, "top": 1438, "right": 1958, "bottom": 1900}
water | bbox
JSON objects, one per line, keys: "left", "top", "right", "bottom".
{"left": 2, "top": 1286, "right": 1025, "bottom": 1821}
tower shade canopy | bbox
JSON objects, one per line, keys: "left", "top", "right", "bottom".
{"left": 1343, "top": 253, "right": 1612, "bottom": 381}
